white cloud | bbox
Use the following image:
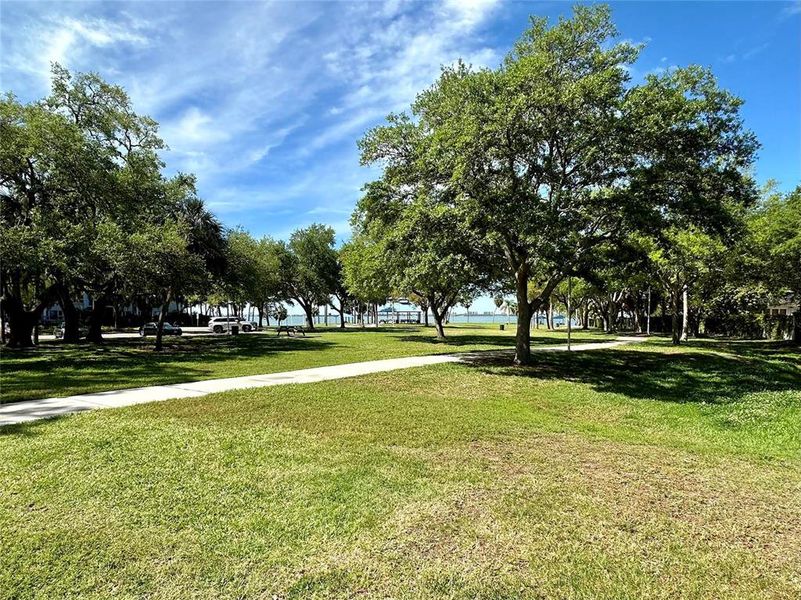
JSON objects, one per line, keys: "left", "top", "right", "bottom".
{"left": 719, "top": 42, "right": 771, "bottom": 65}
{"left": 441, "top": 0, "right": 501, "bottom": 30}
{"left": 61, "top": 16, "right": 149, "bottom": 46}
{"left": 647, "top": 64, "right": 678, "bottom": 76}
{"left": 306, "top": 0, "right": 501, "bottom": 153}
{"left": 166, "top": 107, "right": 229, "bottom": 147}
{"left": 1, "top": 13, "right": 152, "bottom": 91}
{"left": 303, "top": 108, "right": 385, "bottom": 155}
{"left": 780, "top": 1, "right": 801, "bottom": 19}
{"left": 742, "top": 42, "right": 770, "bottom": 60}
{"left": 1, "top": 0, "right": 506, "bottom": 236}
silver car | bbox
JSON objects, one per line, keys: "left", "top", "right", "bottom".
{"left": 207, "top": 317, "right": 254, "bottom": 333}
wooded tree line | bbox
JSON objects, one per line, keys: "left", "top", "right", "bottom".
{"left": 0, "top": 65, "right": 215, "bottom": 350}
{"left": 520, "top": 188, "right": 800, "bottom": 341}
{"left": 0, "top": 67, "right": 361, "bottom": 349}
{"left": 2, "top": 6, "right": 798, "bottom": 358}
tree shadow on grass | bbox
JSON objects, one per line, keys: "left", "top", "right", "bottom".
{"left": 395, "top": 334, "right": 517, "bottom": 347}
{"left": 0, "top": 414, "right": 69, "bottom": 437}
{"left": 0, "top": 335, "right": 334, "bottom": 404}
{"left": 681, "top": 338, "right": 801, "bottom": 359}
{"left": 460, "top": 342, "right": 801, "bottom": 405}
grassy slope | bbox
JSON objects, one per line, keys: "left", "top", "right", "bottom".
{"left": 1, "top": 339, "right": 799, "bottom": 599}
{"left": 0, "top": 325, "right": 605, "bottom": 403}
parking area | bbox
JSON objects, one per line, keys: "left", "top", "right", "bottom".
{"left": 34, "top": 326, "right": 264, "bottom": 342}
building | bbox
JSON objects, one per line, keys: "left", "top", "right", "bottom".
{"left": 767, "top": 294, "right": 799, "bottom": 316}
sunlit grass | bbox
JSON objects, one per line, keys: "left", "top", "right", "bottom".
{"left": 0, "top": 324, "right": 606, "bottom": 403}
{"left": 1, "top": 339, "right": 799, "bottom": 598}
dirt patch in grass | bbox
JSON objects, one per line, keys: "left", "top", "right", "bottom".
{"left": 300, "top": 434, "right": 801, "bottom": 598}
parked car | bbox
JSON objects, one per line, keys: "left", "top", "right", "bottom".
{"left": 208, "top": 316, "right": 254, "bottom": 333}
{"left": 139, "top": 322, "right": 183, "bottom": 337}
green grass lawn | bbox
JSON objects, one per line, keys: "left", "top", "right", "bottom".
{"left": 1, "top": 338, "right": 799, "bottom": 598}
{"left": 0, "top": 324, "right": 606, "bottom": 403}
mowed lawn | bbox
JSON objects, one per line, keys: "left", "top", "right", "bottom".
{"left": 1, "top": 339, "right": 799, "bottom": 598}
{"left": 0, "top": 325, "right": 605, "bottom": 403}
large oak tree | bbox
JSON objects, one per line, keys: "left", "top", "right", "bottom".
{"left": 360, "top": 5, "right": 757, "bottom": 363}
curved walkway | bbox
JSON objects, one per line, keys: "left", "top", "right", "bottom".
{"left": 0, "top": 337, "right": 640, "bottom": 427}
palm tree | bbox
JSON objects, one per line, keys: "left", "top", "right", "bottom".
{"left": 493, "top": 294, "right": 503, "bottom": 323}
{"left": 153, "top": 178, "right": 227, "bottom": 351}
{"left": 179, "top": 196, "right": 227, "bottom": 278}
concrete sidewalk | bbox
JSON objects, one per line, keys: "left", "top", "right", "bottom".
{"left": 0, "top": 338, "right": 639, "bottom": 427}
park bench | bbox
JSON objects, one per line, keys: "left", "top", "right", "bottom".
{"left": 276, "top": 325, "right": 306, "bottom": 337}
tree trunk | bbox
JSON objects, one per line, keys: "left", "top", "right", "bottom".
{"left": 513, "top": 266, "right": 533, "bottom": 365}
{"left": 9, "top": 316, "right": 35, "bottom": 347}
{"left": 0, "top": 273, "right": 5, "bottom": 346}
{"left": 331, "top": 297, "right": 347, "bottom": 328}
{"left": 680, "top": 284, "right": 689, "bottom": 342}
{"left": 1, "top": 283, "right": 57, "bottom": 348}
{"left": 426, "top": 295, "right": 449, "bottom": 340}
{"left": 154, "top": 289, "right": 172, "bottom": 352}
{"left": 606, "top": 298, "right": 615, "bottom": 332}
{"left": 2, "top": 297, "right": 39, "bottom": 348}
{"left": 86, "top": 296, "right": 107, "bottom": 343}
{"left": 431, "top": 310, "right": 446, "bottom": 339}
{"left": 671, "top": 286, "right": 681, "bottom": 345}
{"left": 56, "top": 283, "right": 81, "bottom": 343}
{"left": 0, "top": 282, "right": 5, "bottom": 346}
{"left": 303, "top": 302, "right": 315, "bottom": 330}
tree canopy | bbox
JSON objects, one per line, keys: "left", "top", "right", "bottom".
{"left": 359, "top": 4, "right": 759, "bottom": 359}
{"left": 280, "top": 224, "right": 339, "bottom": 330}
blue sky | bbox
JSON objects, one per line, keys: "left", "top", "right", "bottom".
{"left": 2, "top": 1, "right": 799, "bottom": 311}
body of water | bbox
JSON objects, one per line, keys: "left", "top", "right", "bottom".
{"left": 271, "top": 313, "right": 572, "bottom": 327}
{"left": 449, "top": 314, "right": 571, "bottom": 326}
